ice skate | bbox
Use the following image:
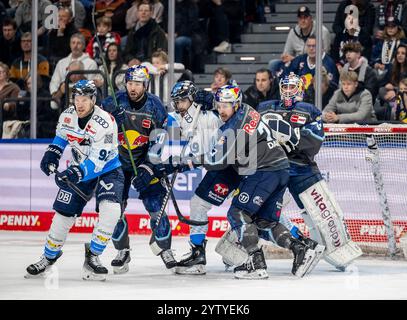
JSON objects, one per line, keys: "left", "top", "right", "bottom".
{"left": 175, "top": 241, "right": 206, "bottom": 275}
{"left": 160, "top": 249, "right": 177, "bottom": 269}
{"left": 234, "top": 248, "right": 268, "bottom": 280}
{"left": 25, "top": 251, "right": 62, "bottom": 278}
{"left": 299, "top": 236, "right": 326, "bottom": 276}
{"left": 290, "top": 239, "right": 322, "bottom": 278}
{"left": 82, "top": 243, "right": 108, "bottom": 281}
{"left": 111, "top": 249, "right": 131, "bottom": 274}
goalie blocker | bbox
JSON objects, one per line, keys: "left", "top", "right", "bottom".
{"left": 299, "top": 179, "right": 362, "bottom": 269}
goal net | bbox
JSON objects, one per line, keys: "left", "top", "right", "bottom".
{"left": 281, "top": 124, "right": 407, "bottom": 257}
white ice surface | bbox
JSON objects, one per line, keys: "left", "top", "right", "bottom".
{"left": 0, "top": 231, "right": 406, "bottom": 300}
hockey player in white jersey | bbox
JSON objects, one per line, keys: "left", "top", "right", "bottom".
{"left": 25, "top": 80, "right": 124, "bottom": 281}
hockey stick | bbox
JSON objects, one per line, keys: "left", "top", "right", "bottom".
{"left": 50, "top": 166, "right": 93, "bottom": 202}
{"left": 154, "top": 104, "right": 203, "bottom": 229}
{"left": 91, "top": 2, "right": 138, "bottom": 178}
{"left": 165, "top": 175, "right": 208, "bottom": 226}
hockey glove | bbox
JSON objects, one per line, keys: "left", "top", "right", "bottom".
{"left": 55, "top": 165, "right": 84, "bottom": 189}
{"left": 195, "top": 89, "right": 214, "bottom": 110}
{"left": 131, "top": 164, "right": 156, "bottom": 193}
{"left": 152, "top": 156, "right": 194, "bottom": 178}
{"left": 40, "top": 145, "right": 63, "bottom": 176}
{"left": 111, "top": 106, "right": 125, "bottom": 127}
{"left": 266, "top": 114, "right": 300, "bottom": 153}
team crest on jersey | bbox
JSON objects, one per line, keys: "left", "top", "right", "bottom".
{"left": 253, "top": 196, "right": 264, "bottom": 206}
{"left": 64, "top": 117, "right": 71, "bottom": 124}
{"left": 290, "top": 114, "right": 307, "bottom": 124}
{"left": 214, "top": 183, "right": 229, "bottom": 197}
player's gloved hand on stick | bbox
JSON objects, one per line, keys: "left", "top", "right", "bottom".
{"left": 40, "top": 144, "right": 63, "bottom": 176}
{"left": 131, "top": 164, "right": 156, "bottom": 193}
{"left": 111, "top": 106, "right": 125, "bottom": 127}
{"left": 152, "top": 156, "right": 194, "bottom": 178}
{"left": 55, "top": 165, "right": 84, "bottom": 189}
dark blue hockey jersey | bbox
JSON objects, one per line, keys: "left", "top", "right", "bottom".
{"left": 257, "top": 100, "right": 324, "bottom": 174}
{"left": 102, "top": 90, "right": 167, "bottom": 171}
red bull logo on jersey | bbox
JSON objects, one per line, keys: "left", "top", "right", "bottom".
{"left": 214, "top": 183, "right": 229, "bottom": 197}
{"left": 119, "top": 130, "right": 149, "bottom": 150}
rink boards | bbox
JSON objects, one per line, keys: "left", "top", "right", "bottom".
{"left": 0, "top": 141, "right": 406, "bottom": 244}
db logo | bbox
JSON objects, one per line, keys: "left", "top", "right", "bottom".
{"left": 57, "top": 190, "right": 72, "bottom": 204}
{"left": 214, "top": 183, "right": 229, "bottom": 197}
{"left": 238, "top": 192, "right": 250, "bottom": 204}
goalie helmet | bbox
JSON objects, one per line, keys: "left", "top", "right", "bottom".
{"left": 72, "top": 79, "right": 97, "bottom": 100}
{"left": 125, "top": 64, "right": 150, "bottom": 88}
{"left": 214, "top": 84, "right": 242, "bottom": 111}
{"left": 279, "top": 72, "right": 304, "bottom": 107}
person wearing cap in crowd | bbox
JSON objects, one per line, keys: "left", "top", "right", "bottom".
{"left": 268, "top": 5, "right": 331, "bottom": 77}
{"left": 375, "top": 0, "right": 407, "bottom": 38}
{"left": 341, "top": 41, "right": 379, "bottom": 100}
{"left": 371, "top": 16, "right": 407, "bottom": 84}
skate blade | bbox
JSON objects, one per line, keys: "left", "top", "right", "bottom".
{"left": 24, "top": 272, "right": 46, "bottom": 279}
{"left": 175, "top": 265, "right": 206, "bottom": 275}
{"left": 82, "top": 267, "right": 107, "bottom": 281}
{"left": 304, "top": 244, "right": 326, "bottom": 276}
{"left": 294, "top": 249, "right": 317, "bottom": 278}
{"left": 234, "top": 269, "right": 268, "bottom": 280}
{"left": 113, "top": 263, "right": 129, "bottom": 275}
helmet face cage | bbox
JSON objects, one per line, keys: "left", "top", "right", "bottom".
{"left": 170, "top": 80, "right": 197, "bottom": 112}
{"left": 279, "top": 73, "right": 304, "bottom": 107}
{"left": 125, "top": 65, "right": 150, "bottom": 88}
{"left": 72, "top": 79, "right": 97, "bottom": 101}
{"left": 214, "top": 85, "right": 242, "bottom": 111}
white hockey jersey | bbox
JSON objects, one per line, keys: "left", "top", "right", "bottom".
{"left": 52, "top": 105, "right": 121, "bottom": 181}
{"left": 169, "top": 102, "right": 223, "bottom": 157}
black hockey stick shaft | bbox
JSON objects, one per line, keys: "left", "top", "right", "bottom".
{"left": 165, "top": 176, "right": 208, "bottom": 226}
{"left": 51, "top": 167, "right": 92, "bottom": 202}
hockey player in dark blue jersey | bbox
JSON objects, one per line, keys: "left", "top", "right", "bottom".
{"left": 101, "top": 65, "right": 176, "bottom": 273}
{"left": 187, "top": 84, "right": 322, "bottom": 279}
{"left": 256, "top": 72, "right": 362, "bottom": 270}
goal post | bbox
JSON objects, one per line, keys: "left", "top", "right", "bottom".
{"left": 279, "top": 123, "right": 407, "bottom": 258}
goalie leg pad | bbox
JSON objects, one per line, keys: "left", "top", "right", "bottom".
{"left": 215, "top": 228, "right": 249, "bottom": 267}
{"left": 299, "top": 180, "right": 362, "bottom": 269}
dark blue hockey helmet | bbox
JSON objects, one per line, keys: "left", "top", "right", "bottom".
{"left": 72, "top": 79, "right": 97, "bottom": 101}
{"left": 170, "top": 80, "right": 197, "bottom": 102}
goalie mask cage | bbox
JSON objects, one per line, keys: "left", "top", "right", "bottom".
{"left": 282, "top": 124, "right": 407, "bottom": 258}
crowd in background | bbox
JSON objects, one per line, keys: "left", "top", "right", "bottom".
{"left": 1, "top": 0, "right": 407, "bottom": 139}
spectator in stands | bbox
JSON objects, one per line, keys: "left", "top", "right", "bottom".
{"left": 123, "top": 2, "right": 167, "bottom": 63}
{"left": 16, "top": 73, "right": 58, "bottom": 138}
{"left": 0, "top": 62, "right": 19, "bottom": 124}
{"left": 210, "top": 67, "right": 232, "bottom": 93}
{"left": 95, "top": 0, "right": 129, "bottom": 36}
{"left": 331, "top": 4, "right": 373, "bottom": 65}
{"left": 199, "top": 0, "right": 232, "bottom": 53}
{"left": 55, "top": 0, "right": 86, "bottom": 29}
{"left": 9, "top": 32, "right": 50, "bottom": 89}
{"left": 14, "top": 0, "right": 52, "bottom": 34}
{"left": 148, "top": 49, "right": 185, "bottom": 76}
{"left": 94, "top": 42, "right": 127, "bottom": 95}
{"left": 333, "top": 0, "right": 376, "bottom": 37}
{"left": 243, "top": 68, "right": 279, "bottom": 109}
{"left": 323, "top": 70, "right": 376, "bottom": 123}
{"left": 86, "top": 16, "right": 121, "bottom": 66}
{"left": 126, "top": 0, "right": 164, "bottom": 30}
{"left": 371, "top": 16, "right": 406, "bottom": 85}
{"left": 49, "top": 33, "right": 97, "bottom": 108}
{"left": 374, "top": 77, "right": 407, "bottom": 121}
{"left": 0, "top": 18, "right": 22, "bottom": 66}
{"left": 45, "top": 6, "right": 79, "bottom": 68}
{"left": 375, "top": 0, "right": 407, "bottom": 37}
{"left": 51, "top": 60, "right": 87, "bottom": 110}
{"left": 173, "top": 0, "right": 200, "bottom": 67}
{"left": 268, "top": 6, "right": 331, "bottom": 77}
{"left": 286, "top": 36, "right": 339, "bottom": 88}
{"left": 303, "top": 67, "right": 337, "bottom": 110}
{"left": 342, "top": 41, "right": 378, "bottom": 99}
